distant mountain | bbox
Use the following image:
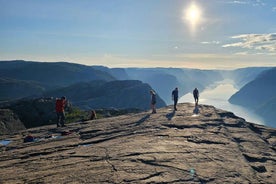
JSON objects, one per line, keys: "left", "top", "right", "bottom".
{"left": 0, "top": 60, "right": 222, "bottom": 104}
{"left": 91, "top": 66, "right": 130, "bottom": 80}
{"left": 0, "top": 78, "right": 44, "bottom": 101}
{"left": 55, "top": 65, "right": 223, "bottom": 105}
{"left": 182, "top": 68, "right": 224, "bottom": 92}
{"left": 0, "top": 61, "right": 168, "bottom": 110}
{"left": 44, "top": 80, "right": 166, "bottom": 110}
{"left": 125, "top": 69, "right": 180, "bottom": 103}
{"left": 91, "top": 66, "right": 183, "bottom": 103}
{"left": 229, "top": 67, "right": 276, "bottom": 127}
{"left": 0, "top": 60, "right": 115, "bottom": 89}
{"left": 224, "top": 67, "right": 270, "bottom": 89}
{"left": 0, "top": 60, "right": 116, "bottom": 101}
{"left": 124, "top": 68, "right": 223, "bottom": 104}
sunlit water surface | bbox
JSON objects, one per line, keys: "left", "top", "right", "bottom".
{"left": 179, "top": 79, "right": 265, "bottom": 125}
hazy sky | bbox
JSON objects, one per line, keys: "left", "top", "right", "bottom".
{"left": 1, "top": 0, "right": 276, "bottom": 69}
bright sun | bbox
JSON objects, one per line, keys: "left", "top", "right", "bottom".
{"left": 184, "top": 2, "right": 202, "bottom": 31}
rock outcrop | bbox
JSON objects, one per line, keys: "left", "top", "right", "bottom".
{"left": 0, "top": 109, "right": 25, "bottom": 135}
{"left": 1, "top": 98, "right": 59, "bottom": 128}
{"left": 0, "top": 103, "right": 275, "bottom": 183}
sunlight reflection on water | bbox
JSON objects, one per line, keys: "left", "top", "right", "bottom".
{"left": 179, "top": 79, "right": 265, "bottom": 125}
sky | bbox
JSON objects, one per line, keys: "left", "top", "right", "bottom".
{"left": 0, "top": 0, "right": 276, "bottom": 69}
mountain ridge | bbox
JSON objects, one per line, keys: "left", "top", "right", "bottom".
{"left": 0, "top": 60, "right": 225, "bottom": 105}
{"left": 1, "top": 60, "right": 275, "bottom": 128}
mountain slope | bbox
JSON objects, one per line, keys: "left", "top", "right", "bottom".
{"left": 0, "top": 78, "right": 44, "bottom": 101}
{"left": 0, "top": 60, "right": 115, "bottom": 88}
{"left": 0, "top": 103, "right": 275, "bottom": 183}
{"left": 0, "top": 61, "right": 223, "bottom": 105}
{"left": 229, "top": 67, "right": 276, "bottom": 127}
{"left": 226, "top": 67, "right": 270, "bottom": 88}
{"left": 44, "top": 80, "right": 166, "bottom": 110}
{"left": 125, "top": 68, "right": 223, "bottom": 104}
{"left": 255, "top": 97, "right": 276, "bottom": 128}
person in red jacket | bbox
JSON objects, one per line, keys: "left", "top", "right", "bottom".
{"left": 56, "top": 96, "right": 66, "bottom": 127}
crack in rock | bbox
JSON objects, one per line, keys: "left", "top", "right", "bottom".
{"left": 251, "top": 165, "right": 267, "bottom": 173}
{"left": 123, "top": 171, "right": 164, "bottom": 182}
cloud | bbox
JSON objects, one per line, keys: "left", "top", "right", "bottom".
{"left": 229, "top": 1, "right": 248, "bottom": 5}
{"left": 273, "top": 7, "right": 276, "bottom": 11}
{"left": 222, "top": 33, "right": 276, "bottom": 52}
{"left": 234, "top": 52, "right": 248, "bottom": 55}
{"left": 226, "top": 0, "right": 265, "bottom": 6}
{"left": 201, "top": 41, "right": 220, "bottom": 45}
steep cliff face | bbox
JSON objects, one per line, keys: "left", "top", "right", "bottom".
{"left": 0, "top": 103, "right": 275, "bottom": 184}
{"left": 229, "top": 67, "right": 276, "bottom": 127}
{"left": 226, "top": 67, "right": 270, "bottom": 88}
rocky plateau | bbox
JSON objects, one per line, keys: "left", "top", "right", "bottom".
{"left": 0, "top": 103, "right": 275, "bottom": 184}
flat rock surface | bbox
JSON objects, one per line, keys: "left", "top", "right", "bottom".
{"left": 0, "top": 103, "right": 275, "bottom": 184}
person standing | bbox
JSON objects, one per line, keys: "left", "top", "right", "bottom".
{"left": 150, "top": 90, "right": 157, "bottom": 114}
{"left": 193, "top": 88, "right": 199, "bottom": 105}
{"left": 172, "top": 87, "right": 179, "bottom": 111}
{"left": 90, "top": 110, "right": 97, "bottom": 120}
{"left": 55, "top": 96, "right": 67, "bottom": 127}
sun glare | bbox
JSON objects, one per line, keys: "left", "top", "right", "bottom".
{"left": 183, "top": 2, "right": 202, "bottom": 32}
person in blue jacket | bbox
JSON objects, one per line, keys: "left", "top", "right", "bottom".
{"left": 172, "top": 87, "right": 179, "bottom": 111}
{"left": 193, "top": 88, "right": 199, "bottom": 105}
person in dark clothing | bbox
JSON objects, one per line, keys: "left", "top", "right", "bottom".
{"left": 172, "top": 87, "right": 179, "bottom": 111}
{"left": 193, "top": 88, "right": 199, "bottom": 105}
{"left": 90, "top": 110, "right": 97, "bottom": 120}
{"left": 150, "top": 90, "right": 157, "bottom": 114}
{"left": 55, "top": 96, "right": 67, "bottom": 127}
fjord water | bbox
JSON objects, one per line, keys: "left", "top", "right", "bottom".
{"left": 179, "top": 79, "right": 265, "bottom": 125}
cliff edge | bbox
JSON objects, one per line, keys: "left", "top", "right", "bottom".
{"left": 0, "top": 103, "right": 275, "bottom": 183}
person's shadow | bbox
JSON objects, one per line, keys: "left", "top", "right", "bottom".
{"left": 135, "top": 114, "right": 150, "bottom": 126}
{"left": 166, "top": 110, "right": 176, "bottom": 120}
{"left": 193, "top": 105, "right": 200, "bottom": 114}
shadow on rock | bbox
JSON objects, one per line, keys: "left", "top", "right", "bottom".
{"left": 193, "top": 106, "right": 200, "bottom": 114}
{"left": 135, "top": 114, "right": 150, "bottom": 126}
{"left": 166, "top": 110, "right": 175, "bottom": 120}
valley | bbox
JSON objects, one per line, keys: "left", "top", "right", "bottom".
{"left": 179, "top": 79, "right": 266, "bottom": 126}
